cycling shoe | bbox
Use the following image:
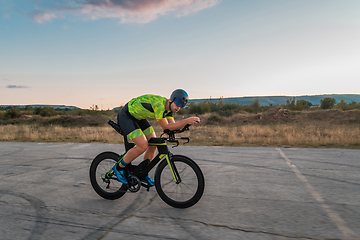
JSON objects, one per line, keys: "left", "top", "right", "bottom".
{"left": 141, "top": 175, "right": 155, "bottom": 186}
{"left": 112, "top": 165, "right": 128, "bottom": 184}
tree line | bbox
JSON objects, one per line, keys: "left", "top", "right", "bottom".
{"left": 1, "top": 97, "right": 360, "bottom": 120}
{"left": 177, "top": 97, "right": 360, "bottom": 116}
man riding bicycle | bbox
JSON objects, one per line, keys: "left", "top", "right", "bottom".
{"left": 113, "top": 89, "right": 200, "bottom": 186}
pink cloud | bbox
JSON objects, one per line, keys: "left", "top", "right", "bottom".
{"left": 32, "top": 0, "right": 221, "bottom": 24}
{"left": 33, "top": 11, "right": 57, "bottom": 23}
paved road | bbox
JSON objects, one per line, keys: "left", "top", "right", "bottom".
{"left": 0, "top": 142, "right": 359, "bottom": 240}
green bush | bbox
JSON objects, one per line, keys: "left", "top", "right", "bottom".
{"left": 250, "top": 99, "right": 260, "bottom": 113}
{"left": 337, "top": 100, "right": 349, "bottom": 110}
{"left": 242, "top": 105, "right": 254, "bottom": 113}
{"left": 286, "top": 98, "right": 312, "bottom": 111}
{"left": 336, "top": 100, "right": 360, "bottom": 110}
{"left": 182, "top": 99, "right": 270, "bottom": 116}
{"left": 286, "top": 97, "right": 296, "bottom": 110}
{"left": 296, "top": 99, "right": 312, "bottom": 110}
{"left": 320, "top": 98, "right": 336, "bottom": 109}
{"left": 4, "top": 107, "right": 22, "bottom": 119}
{"left": 34, "top": 107, "right": 58, "bottom": 117}
{"left": 187, "top": 102, "right": 213, "bottom": 115}
{"left": 208, "top": 114, "right": 222, "bottom": 123}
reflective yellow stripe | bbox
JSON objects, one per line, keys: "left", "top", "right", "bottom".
{"left": 165, "top": 155, "right": 177, "bottom": 183}
{"left": 148, "top": 142, "right": 167, "bottom": 146}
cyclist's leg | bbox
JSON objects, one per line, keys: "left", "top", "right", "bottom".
{"left": 138, "top": 119, "right": 156, "bottom": 161}
{"left": 114, "top": 106, "right": 148, "bottom": 184}
{"left": 122, "top": 133, "right": 155, "bottom": 186}
{"left": 144, "top": 132, "right": 156, "bottom": 161}
{"left": 137, "top": 120, "right": 156, "bottom": 186}
{"left": 121, "top": 135, "right": 148, "bottom": 166}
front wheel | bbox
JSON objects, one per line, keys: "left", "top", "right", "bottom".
{"left": 89, "top": 152, "right": 127, "bottom": 200}
{"left": 155, "top": 155, "right": 205, "bottom": 208}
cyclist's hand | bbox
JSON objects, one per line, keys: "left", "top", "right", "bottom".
{"left": 187, "top": 117, "right": 200, "bottom": 125}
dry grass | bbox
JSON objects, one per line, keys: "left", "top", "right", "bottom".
{"left": 1, "top": 108, "right": 359, "bottom": 148}
{"left": 1, "top": 122, "right": 360, "bottom": 148}
{"left": 185, "top": 123, "right": 360, "bottom": 148}
{"left": 0, "top": 125, "right": 123, "bottom": 143}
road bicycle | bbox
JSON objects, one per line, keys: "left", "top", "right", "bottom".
{"left": 89, "top": 120, "right": 205, "bottom": 208}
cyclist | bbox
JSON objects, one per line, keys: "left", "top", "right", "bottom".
{"left": 113, "top": 89, "right": 200, "bottom": 186}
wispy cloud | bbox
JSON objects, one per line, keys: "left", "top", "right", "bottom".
{"left": 33, "top": 10, "right": 57, "bottom": 23}
{"left": 30, "top": 0, "right": 221, "bottom": 24}
{"left": 6, "top": 85, "right": 30, "bottom": 89}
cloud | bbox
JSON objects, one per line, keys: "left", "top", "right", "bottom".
{"left": 3, "top": 80, "right": 29, "bottom": 88}
{"left": 31, "top": 0, "right": 221, "bottom": 24}
{"left": 33, "top": 11, "right": 57, "bottom": 23}
{"left": 6, "top": 85, "right": 30, "bottom": 89}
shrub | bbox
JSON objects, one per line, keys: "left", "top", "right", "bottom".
{"left": 243, "top": 105, "right": 254, "bottom": 113}
{"left": 320, "top": 98, "right": 336, "bottom": 109}
{"left": 4, "top": 107, "right": 22, "bottom": 119}
{"left": 286, "top": 97, "right": 296, "bottom": 110}
{"left": 250, "top": 99, "right": 260, "bottom": 113}
{"left": 218, "top": 103, "right": 238, "bottom": 116}
{"left": 218, "top": 109, "right": 235, "bottom": 117}
{"left": 295, "top": 99, "right": 312, "bottom": 110}
{"left": 336, "top": 100, "right": 360, "bottom": 110}
{"left": 337, "top": 100, "right": 349, "bottom": 110}
{"left": 208, "top": 114, "right": 222, "bottom": 123}
{"left": 187, "top": 102, "right": 211, "bottom": 115}
{"left": 286, "top": 98, "right": 314, "bottom": 111}
{"left": 34, "top": 107, "right": 58, "bottom": 117}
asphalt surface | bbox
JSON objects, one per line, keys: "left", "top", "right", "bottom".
{"left": 0, "top": 142, "right": 359, "bottom": 240}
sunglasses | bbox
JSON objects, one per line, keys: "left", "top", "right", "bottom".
{"left": 174, "top": 98, "right": 187, "bottom": 108}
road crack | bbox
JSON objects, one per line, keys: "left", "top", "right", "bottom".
{"left": 133, "top": 215, "right": 339, "bottom": 240}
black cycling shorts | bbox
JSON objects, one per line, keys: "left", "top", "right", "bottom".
{"left": 117, "top": 104, "right": 154, "bottom": 141}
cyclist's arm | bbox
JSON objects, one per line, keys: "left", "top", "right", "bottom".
{"left": 157, "top": 117, "right": 199, "bottom": 131}
{"left": 167, "top": 118, "right": 175, "bottom": 124}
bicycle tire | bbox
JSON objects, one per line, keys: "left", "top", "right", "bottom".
{"left": 89, "top": 152, "right": 127, "bottom": 200}
{"left": 155, "top": 155, "right": 205, "bottom": 208}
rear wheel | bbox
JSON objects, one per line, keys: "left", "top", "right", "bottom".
{"left": 155, "top": 155, "right": 205, "bottom": 208}
{"left": 89, "top": 152, "right": 127, "bottom": 200}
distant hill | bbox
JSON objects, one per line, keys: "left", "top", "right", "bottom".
{"left": 0, "top": 105, "right": 80, "bottom": 109}
{"left": 190, "top": 94, "right": 360, "bottom": 106}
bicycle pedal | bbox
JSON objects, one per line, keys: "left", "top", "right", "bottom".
{"left": 141, "top": 183, "right": 151, "bottom": 191}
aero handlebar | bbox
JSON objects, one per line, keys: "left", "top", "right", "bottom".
{"left": 161, "top": 124, "right": 191, "bottom": 147}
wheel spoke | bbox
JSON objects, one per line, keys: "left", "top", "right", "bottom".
{"left": 89, "top": 152, "right": 127, "bottom": 200}
{"left": 155, "top": 156, "right": 204, "bottom": 208}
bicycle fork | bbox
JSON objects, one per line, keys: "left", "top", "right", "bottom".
{"left": 161, "top": 154, "right": 181, "bottom": 184}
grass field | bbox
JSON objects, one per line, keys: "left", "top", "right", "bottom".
{"left": 1, "top": 108, "right": 360, "bottom": 148}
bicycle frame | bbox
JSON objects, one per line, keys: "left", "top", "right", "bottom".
{"left": 106, "top": 119, "right": 191, "bottom": 185}
{"left": 109, "top": 135, "right": 181, "bottom": 185}
{"left": 141, "top": 138, "right": 180, "bottom": 183}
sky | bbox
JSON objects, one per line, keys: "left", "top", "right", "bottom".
{"left": 1, "top": 0, "right": 360, "bottom": 109}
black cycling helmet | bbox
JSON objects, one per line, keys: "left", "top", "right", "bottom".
{"left": 170, "top": 89, "right": 189, "bottom": 108}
